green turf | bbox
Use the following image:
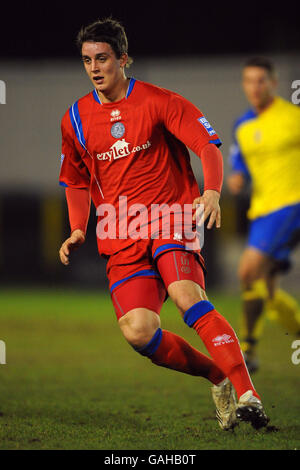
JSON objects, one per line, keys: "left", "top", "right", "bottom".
{"left": 0, "top": 288, "right": 299, "bottom": 450}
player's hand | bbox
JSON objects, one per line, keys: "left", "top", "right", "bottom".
{"left": 59, "top": 229, "right": 85, "bottom": 266}
{"left": 227, "top": 172, "right": 245, "bottom": 195}
{"left": 192, "top": 190, "right": 221, "bottom": 229}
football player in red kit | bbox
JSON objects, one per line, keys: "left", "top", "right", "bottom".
{"left": 59, "top": 18, "right": 269, "bottom": 430}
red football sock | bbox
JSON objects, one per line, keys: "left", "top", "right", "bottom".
{"left": 193, "top": 309, "right": 260, "bottom": 400}
{"left": 150, "top": 329, "right": 226, "bottom": 385}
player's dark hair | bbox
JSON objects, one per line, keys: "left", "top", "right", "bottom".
{"left": 243, "top": 57, "right": 276, "bottom": 78}
{"left": 76, "top": 17, "right": 133, "bottom": 67}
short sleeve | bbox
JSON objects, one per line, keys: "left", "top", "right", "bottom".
{"left": 59, "top": 111, "right": 90, "bottom": 189}
{"left": 163, "top": 92, "right": 222, "bottom": 156}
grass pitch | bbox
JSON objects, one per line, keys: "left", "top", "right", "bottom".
{"left": 0, "top": 288, "right": 299, "bottom": 450}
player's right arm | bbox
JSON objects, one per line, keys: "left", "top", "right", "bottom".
{"left": 59, "top": 111, "right": 91, "bottom": 265}
{"left": 59, "top": 187, "right": 91, "bottom": 265}
{"left": 227, "top": 127, "right": 251, "bottom": 195}
{"left": 59, "top": 227, "right": 86, "bottom": 266}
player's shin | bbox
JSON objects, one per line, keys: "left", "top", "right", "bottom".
{"left": 133, "top": 328, "right": 226, "bottom": 385}
{"left": 183, "top": 300, "right": 260, "bottom": 400}
{"left": 240, "top": 279, "right": 268, "bottom": 353}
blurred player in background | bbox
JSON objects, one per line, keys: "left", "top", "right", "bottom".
{"left": 227, "top": 57, "right": 300, "bottom": 372}
{"left": 58, "top": 19, "right": 269, "bottom": 430}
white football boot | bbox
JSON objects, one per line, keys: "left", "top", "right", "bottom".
{"left": 236, "top": 390, "right": 270, "bottom": 429}
{"left": 211, "top": 378, "right": 238, "bottom": 430}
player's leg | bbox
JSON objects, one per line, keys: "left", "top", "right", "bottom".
{"left": 157, "top": 250, "right": 269, "bottom": 429}
{"left": 167, "top": 277, "right": 258, "bottom": 401}
{"left": 265, "top": 217, "right": 300, "bottom": 336}
{"left": 115, "top": 278, "right": 237, "bottom": 430}
{"left": 265, "top": 273, "right": 300, "bottom": 336}
{"left": 264, "top": 214, "right": 300, "bottom": 336}
{"left": 119, "top": 308, "right": 228, "bottom": 384}
{"left": 238, "top": 247, "right": 272, "bottom": 371}
{"left": 239, "top": 249, "right": 300, "bottom": 370}
{"left": 240, "top": 205, "right": 300, "bottom": 366}
{"left": 108, "top": 240, "right": 227, "bottom": 385}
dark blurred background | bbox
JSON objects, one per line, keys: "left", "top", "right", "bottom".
{"left": 0, "top": 0, "right": 299, "bottom": 291}
{"left": 1, "top": 1, "right": 300, "bottom": 58}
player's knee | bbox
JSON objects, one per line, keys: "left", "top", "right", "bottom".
{"left": 238, "top": 253, "right": 269, "bottom": 287}
{"left": 119, "top": 310, "right": 160, "bottom": 349}
{"left": 238, "top": 265, "right": 257, "bottom": 287}
{"left": 121, "top": 323, "right": 157, "bottom": 349}
{"left": 169, "top": 283, "right": 207, "bottom": 316}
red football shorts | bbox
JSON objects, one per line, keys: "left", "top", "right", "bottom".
{"left": 107, "top": 237, "right": 205, "bottom": 320}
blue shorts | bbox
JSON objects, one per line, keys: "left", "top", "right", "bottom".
{"left": 248, "top": 203, "right": 300, "bottom": 270}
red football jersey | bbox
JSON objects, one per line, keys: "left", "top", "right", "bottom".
{"left": 59, "top": 78, "right": 222, "bottom": 255}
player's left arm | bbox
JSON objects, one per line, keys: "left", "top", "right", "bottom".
{"left": 163, "top": 93, "right": 223, "bottom": 228}
{"left": 192, "top": 143, "right": 222, "bottom": 229}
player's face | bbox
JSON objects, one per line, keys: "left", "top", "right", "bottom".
{"left": 242, "top": 66, "right": 277, "bottom": 110}
{"left": 81, "top": 42, "right": 127, "bottom": 95}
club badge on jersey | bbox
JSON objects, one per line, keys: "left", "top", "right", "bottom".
{"left": 111, "top": 122, "right": 125, "bottom": 139}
